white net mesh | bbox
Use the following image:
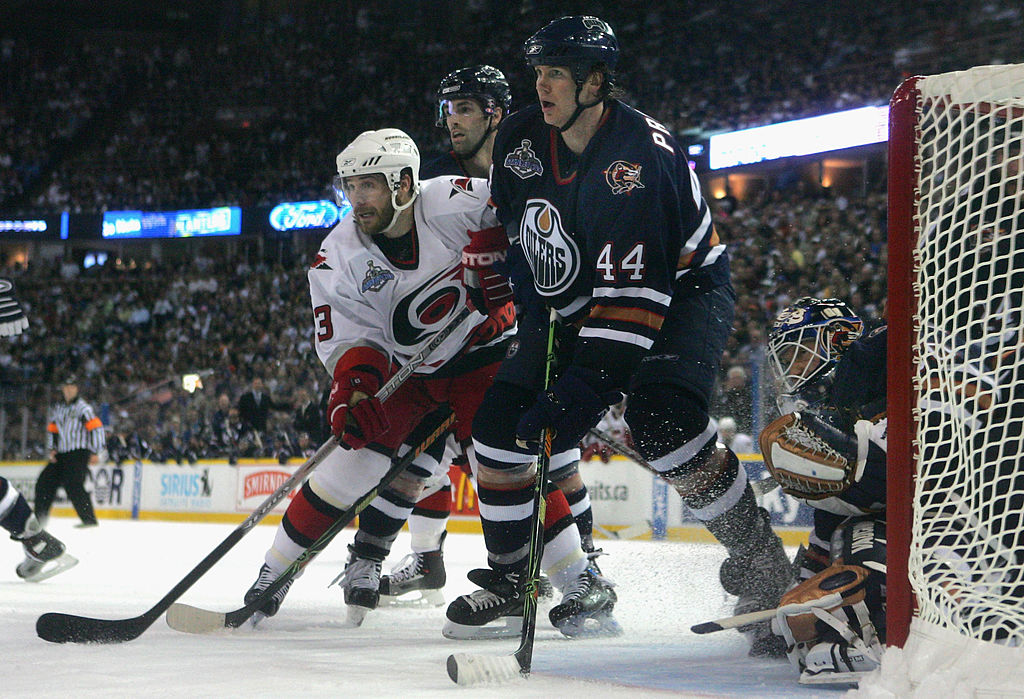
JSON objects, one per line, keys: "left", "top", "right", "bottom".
{"left": 912, "top": 64, "right": 1024, "bottom": 646}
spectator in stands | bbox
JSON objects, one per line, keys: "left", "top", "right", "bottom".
{"left": 718, "top": 416, "right": 754, "bottom": 455}
{"left": 711, "top": 365, "right": 754, "bottom": 435}
{"left": 237, "top": 376, "right": 287, "bottom": 435}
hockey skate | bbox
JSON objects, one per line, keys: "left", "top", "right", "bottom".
{"left": 15, "top": 528, "right": 78, "bottom": 583}
{"left": 244, "top": 563, "right": 294, "bottom": 626}
{"left": 548, "top": 566, "right": 622, "bottom": 638}
{"left": 798, "top": 641, "right": 881, "bottom": 685}
{"left": 331, "top": 545, "right": 383, "bottom": 628}
{"left": 443, "top": 568, "right": 525, "bottom": 640}
{"left": 379, "top": 532, "right": 446, "bottom": 608}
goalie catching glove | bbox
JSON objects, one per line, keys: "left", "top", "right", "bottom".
{"left": 461, "top": 226, "right": 514, "bottom": 314}
{"left": 759, "top": 411, "right": 883, "bottom": 515}
{"left": 327, "top": 346, "right": 392, "bottom": 450}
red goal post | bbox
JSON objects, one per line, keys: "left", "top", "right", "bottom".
{"left": 886, "top": 64, "right": 1024, "bottom": 689}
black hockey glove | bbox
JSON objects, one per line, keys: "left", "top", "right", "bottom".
{"left": 515, "top": 366, "right": 622, "bottom": 453}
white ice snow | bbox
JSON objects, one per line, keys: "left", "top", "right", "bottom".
{"left": 1, "top": 518, "right": 844, "bottom": 698}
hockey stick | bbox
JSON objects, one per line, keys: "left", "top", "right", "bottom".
{"left": 690, "top": 607, "right": 778, "bottom": 634}
{"left": 447, "top": 307, "right": 558, "bottom": 686}
{"left": 165, "top": 407, "right": 456, "bottom": 633}
{"left": 36, "top": 307, "right": 473, "bottom": 644}
{"left": 587, "top": 426, "right": 780, "bottom": 498}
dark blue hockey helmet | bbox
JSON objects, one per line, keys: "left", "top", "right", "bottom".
{"left": 436, "top": 65, "right": 512, "bottom": 127}
{"left": 523, "top": 16, "right": 618, "bottom": 87}
{"left": 767, "top": 297, "right": 863, "bottom": 395}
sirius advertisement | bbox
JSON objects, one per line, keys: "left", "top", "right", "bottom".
{"left": 102, "top": 206, "right": 242, "bottom": 238}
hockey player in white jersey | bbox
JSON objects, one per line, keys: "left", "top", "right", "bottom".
{"left": 243, "top": 129, "right": 589, "bottom": 628}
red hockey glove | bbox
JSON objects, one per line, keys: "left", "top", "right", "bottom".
{"left": 327, "top": 347, "right": 392, "bottom": 449}
{"left": 461, "top": 226, "right": 513, "bottom": 313}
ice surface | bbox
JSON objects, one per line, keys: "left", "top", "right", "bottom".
{"left": 1, "top": 519, "right": 842, "bottom": 698}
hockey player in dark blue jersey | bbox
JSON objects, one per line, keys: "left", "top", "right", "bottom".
{"left": 759, "top": 297, "right": 888, "bottom": 683}
{"left": 445, "top": 15, "right": 792, "bottom": 652}
{"left": 0, "top": 280, "right": 78, "bottom": 583}
{"left": 388, "top": 65, "right": 603, "bottom": 614}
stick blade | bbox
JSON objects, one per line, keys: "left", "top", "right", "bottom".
{"left": 690, "top": 620, "right": 726, "bottom": 634}
{"left": 446, "top": 652, "right": 523, "bottom": 686}
{"left": 36, "top": 612, "right": 149, "bottom": 644}
{"left": 165, "top": 603, "right": 229, "bottom": 634}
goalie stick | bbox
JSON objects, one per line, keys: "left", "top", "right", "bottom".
{"left": 690, "top": 607, "right": 778, "bottom": 634}
{"left": 587, "top": 426, "right": 780, "bottom": 498}
{"left": 446, "top": 308, "right": 558, "bottom": 687}
{"left": 165, "top": 407, "right": 456, "bottom": 633}
{"left": 36, "top": 307, "right": 472, "bottom": 644}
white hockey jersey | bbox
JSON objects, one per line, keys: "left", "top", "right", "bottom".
{"left": 309, "top": 175, "right": 510, "bottom": 376}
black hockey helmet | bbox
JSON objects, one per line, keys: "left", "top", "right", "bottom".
{"left": 523, "top": 16, "right": 618, "bottom": 87}
{"left": 436, "top": 65, "right": 512, "bottom": 127}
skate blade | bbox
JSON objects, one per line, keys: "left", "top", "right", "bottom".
{"left": 798, "top": 670, "right": 869, "bottom": 686}
{"left": 18, "top": 553, "right": 79, "bottom": 583}
{"left": 554, "top": 611, "right": 623, "bottom": 638}
{"left": 442, "top": 615, "right": 523, "bottom": 640}
{"left": 378, "top": 588, "right": 445, "bottom": 608}
{"left": 341, "top": 605, "right": 372, "bottom": 628}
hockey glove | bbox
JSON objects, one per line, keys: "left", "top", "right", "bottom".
{"left": 0, "top": 279, "right": 29, "bottom": 337}
{"left": 515, "top": 366, "right": 622, "bottom": 453}
{"left": 461, "top": 226, "right": 514, "bottom": 313}
{"left": 327, "top": 347, "right": 392, "bottom": 450}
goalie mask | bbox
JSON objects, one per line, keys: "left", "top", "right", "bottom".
{"left": 767, "top": 297, "right": 863, "bottom": 396}
{"left": 333, "top": 129, "right": 421, "bottom": 235}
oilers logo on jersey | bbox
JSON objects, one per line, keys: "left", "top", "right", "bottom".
{"left": 504, "top": 139, "right": 544, "bottom": 179}
{"left": 519, "top": 199, "right": 580, "bottom": 296}
{"left": 603, "top": 160, "right": 645, "bottom": 195}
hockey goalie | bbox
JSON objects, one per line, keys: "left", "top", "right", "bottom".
{"left": 761, "top": 297, "right": 887, "bottom": 685}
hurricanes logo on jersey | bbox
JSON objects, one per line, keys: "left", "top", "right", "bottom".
{"left": 311, "top": 249, "right": 332, "bottom": 270}
{"left": 604, "top": 160, "right": 645, "bottom": 195}
{"left": 519, "top": 199, "right": 580, "bottom": 296}
{"left": 504, "top": 139, "right": 543, "bottom": 179}
{"left": 361, "top": 260, "right": 395, "bottom": 293}
{"left": 449, "top": 177, "right": 477, "bottom": 199}
{"left": 392, "top": 266, "right": 465, "bottom": 347}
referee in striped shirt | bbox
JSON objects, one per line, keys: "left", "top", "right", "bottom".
{"left": 35, "top": 376, "right": 105, "bottom": 527}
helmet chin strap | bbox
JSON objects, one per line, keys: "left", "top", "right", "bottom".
{"left": 379, "top": 185, "right": 420, "bottom": 236}
{"left": 558, "top": 83, "right": 603, "bottom": 133}
{"left": 455, "top": 114, "right": 496, "bottom": 163}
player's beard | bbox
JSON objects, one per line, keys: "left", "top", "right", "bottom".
{"left": 353, "top": 200, "right": 396, "bottom": 237}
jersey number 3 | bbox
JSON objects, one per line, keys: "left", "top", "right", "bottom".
{"left": 314, "top": 304, "right": 333, "bottom": 341}
{"left": 597, "top": 242, "right": 646, "bottom": 282}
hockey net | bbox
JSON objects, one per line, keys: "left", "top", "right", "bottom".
{"left": 878, "top": 64, "right": 1024, "bottom": 694}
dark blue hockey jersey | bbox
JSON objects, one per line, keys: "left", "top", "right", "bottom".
{"left": 421, "top": 151, "right": 470, "bottom": 179}
{"left": 491, "top": 101, "right": 729, "bottom": 384}
{"left": 421, "top": 143, "right": 542, "bottom": 316}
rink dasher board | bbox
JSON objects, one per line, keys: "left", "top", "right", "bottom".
{"left": 0, "top": 455, "right": 812, "bottom": 540}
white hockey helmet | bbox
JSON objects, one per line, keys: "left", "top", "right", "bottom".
{"left": 333, "top": 129, "right": 421, "bottom": 221}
